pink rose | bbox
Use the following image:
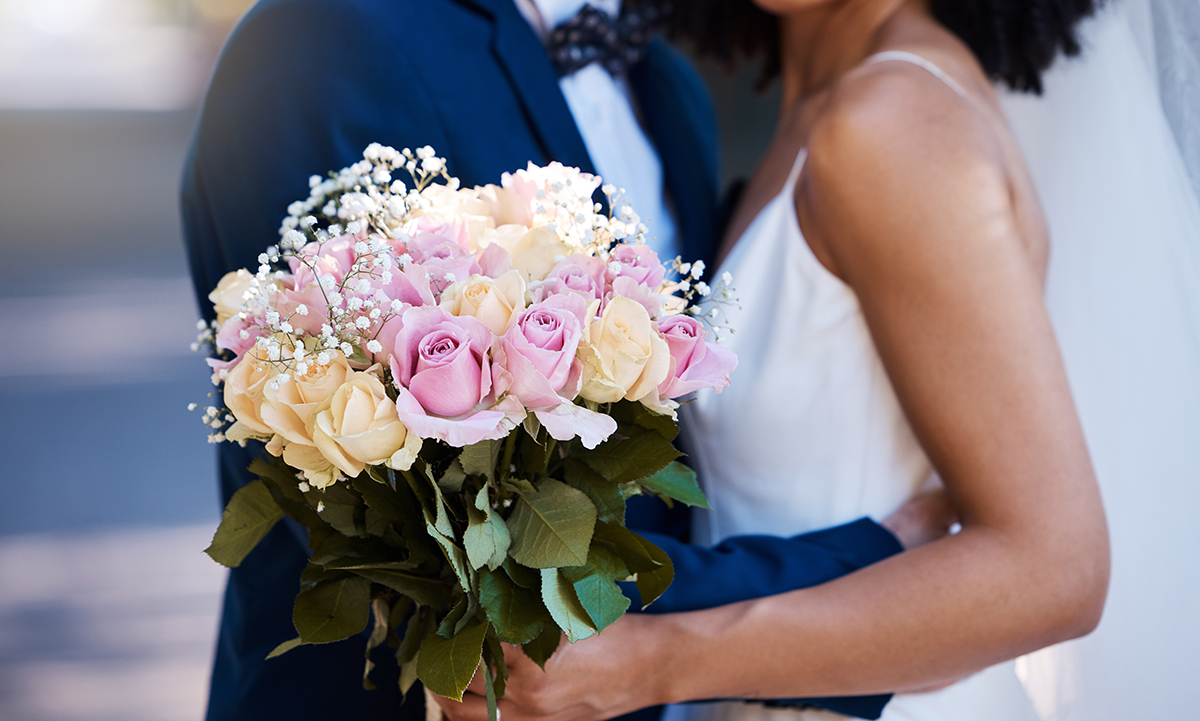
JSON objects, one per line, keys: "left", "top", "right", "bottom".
{"left": 532, "top": 254, "right": 607, "bottom": 304}
{"left": 407, "top": 233, "right": 481, "bottom": 293}
{"left": 406, "top": 214, "right": 470, "bottom": 248}
{"left": 207, "top": 315, "right": 262, "bottom": 374}
{"left": 500, "top": 294, "right": 587, "bottom": 406}
{"left": 497, "top": 295, "right": 616, "bottom": 448}
{"left": 375, "top": 262, "right": 436, "bottom": 309}
{"left": 358, "top": 264, "right": 439, "bottom": 362}
{"left": 389, "top": 306, "right": 523, "bottom": 446}
{"left": 656, "top": 315, "right": 738, "bottom": 399}
{"left": 477, "top": 242, "right": 513, "bottom": 278}
{"left": 606, "top": 244, "right": 665, "bottom": 288}
{"left": 277, "top": 281, "right": 330, "bottom": 337}
{"left": 607, "top": 275, "right": 663, "bottom": 320}
{"left": 289, "top": 234, "right": 359, "bottom": 288}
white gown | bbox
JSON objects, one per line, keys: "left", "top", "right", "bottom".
{"left": 999, "top": 3, "right": 1200, "bottom": 718}
{"left": 663, "top": 54, "right": 1041, "bottom": 721}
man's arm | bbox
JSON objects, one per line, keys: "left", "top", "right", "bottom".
{"left": 627, "top": 489, "right": 955, "bottom": 613}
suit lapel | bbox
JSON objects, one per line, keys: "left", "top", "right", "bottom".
{"left": 629, "top": 40, "right": 721, "bottom": 270}
{"left": 451, "top": 0, "right": 596, "bottom": 175}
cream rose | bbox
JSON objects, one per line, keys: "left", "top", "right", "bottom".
{"left": 440, "top": 271, "right": 527, "bottom": 336}
{"left": 282, "top": 444, "right": 339, "bottom": 489}
{"left": 209, "top": 269, "right": 255, "bottom": 325}
{"left": 418, "top": 184, "right": 495, "bottom": 248}
{"left": 578, "top": 296, "right": 671, "bottom": 403}
{"left": 223, "top": 354, "right": 273, "bottom": 440}
{"left": 311, "top": 367, "right": 422, "bottom": 480}
{"left": 478, "top": 225, "right": 573, "bottom": 282}
{"left": 259, "top": 352, "right": 351, "bottom": 446}
{"left": 478, "top": 183, "right": 533, "bottom": 227}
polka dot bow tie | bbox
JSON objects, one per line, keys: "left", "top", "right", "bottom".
{"left": 547, "top": 3, "right": 671, "bottom": 78}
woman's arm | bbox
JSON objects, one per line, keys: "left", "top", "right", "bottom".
{"left": 437, "top": 64, "right": 1109, "bottom": 721}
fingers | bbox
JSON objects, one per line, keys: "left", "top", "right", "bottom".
{"left": 882, "top": 488, "right": 960, "bottom": 549}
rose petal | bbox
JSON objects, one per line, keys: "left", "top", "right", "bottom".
{"left": 394, "top": 388, "right": 520, "bottom": 447}
{"left": 535, "top": 403, "right": 617, "bottom": 449}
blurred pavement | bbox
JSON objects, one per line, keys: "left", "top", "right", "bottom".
{"left": 0, "top": 1, "right": 236, "bottom": 717}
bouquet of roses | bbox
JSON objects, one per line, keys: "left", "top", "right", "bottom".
{"left": 194, "top": 144, "right": 736, "bottom": 713}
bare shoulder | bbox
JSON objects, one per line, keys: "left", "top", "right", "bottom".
{"left": 799, "top": 56, "right": 1017, "bottom": 285}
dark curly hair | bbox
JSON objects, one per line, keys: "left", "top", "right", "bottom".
{"left": 646, "top": 0, "right": 1099, "bottom": 94}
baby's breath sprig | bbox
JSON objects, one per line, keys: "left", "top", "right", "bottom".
{"left": 191, "top": 318, "right": 217, "bottom": 354}
{"left": 660, "top": 259, "right": 740, "bottom": 341}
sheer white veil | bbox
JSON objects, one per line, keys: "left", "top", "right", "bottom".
{"left": 998, "top": 1, "right": 1200, "bottom": 718}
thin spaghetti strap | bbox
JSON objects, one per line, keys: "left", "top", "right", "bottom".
{"left": 784, "top": 148, "right": 809, "bottom": 190}
{"left": 863, "top": 50, "right": 969, "bottom": 100}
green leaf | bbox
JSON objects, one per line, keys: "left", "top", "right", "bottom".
{"left": 266, "top": 636, "right": 304, "bottom": 659}
{"left": 517, "top": 421, "right": 553, "bottom": 477}
{"left": 206, "top": 480, "right": 284, "bottom": 568}
{"left": 484, "top": 655, "right": 499, "bottom": 721}
{"left": 438, "top": 595, "right": 475, "bottom": 638}
{"left": 540, "top": 568, "right": 595, "bottom": 642}
{"left": 581, "top": 426, "right": 681, "bottom": 485}
{"left": 399, "top": 657, "right": 420, "bottom": 697}
{"left": 425, "top": 514, "right": 471, "bottom": 591}
{"left": 427, "top": 475, "right": 455, "bottom": 538}
{"left": 609, "top": 399, "right": 679, "bottom": 440}
{"left": 252, "top": 458, "right": 327, "bottom": 530}
{"left": 353, "top": 472, "right": 413, "bottom": 521}
{"left": 507, "top": 479, "right": 597, "bottom": 568}
{"left": 388, "top": 596, "right": 414, "bottom": 649}
{"left": 464, "top": 496, "right": 511, "bottom": 571}
{"left": 503, "top": 477, "right": 537, "bottom": 495}
{"left": 396, "top": 607, "right": 430, "bottom": 666}
{"left": 561, "top": 544, "right": 631, "bottom": 631}
{"left": 310, "top": 483, "right": 367, "bottom": 538}
{"left": 293, "top": 576, "right": 371, "bottom": 644}
{"left": 400, "top": 467, "right": 435, "bottom": 517}
{"left": 519, "top": 622, "right": 561, "bottom": 670}
{"left": 563, "top": 459, "right": 626, "bottom": 524}
{"left": 459, "top": 439, "right": 500, "bottom": 481}
{"left": 365, "top": 508, "right": 390, "bottom": 537}
{"left": 299, "top": 561, "right": 349, "bottom": 589}
{"left": 478, "top": 569, "right": 546, "bottom": 645}
{"left": 522, "top": 413, "right": 542, "bottom": 442}
{"left": 630, "top": 534, "right": 674, "bottom": 609}
{"left": 568, "top": 574, "right": 629, "bottom": 632}
{"left": 503, "top": 558, "right": 541, "bottom": 590}
{"left": 347, "top": 568, "right": 450, "bottom": 610}
{"left": 438, "top": 460, "right": 468, "bottom": 493}
{"left": 321, "top": 558, "right": 419, "bottom": 572}
{"left": 363, "top": 598, "right": 391, "bottom": 690}
{"left": 417, "top": 616, "right": 488, "bottom": 701}
{"left": 248, "top": 457, "right": 301, "bottom": 490}
{"left": 639, "top": 461, "right": 710, "bottom": 509}
{"left": 590, "top": 521, "right": 665, "bottom": 574}
{"left": 483, "top": 625, "right": 509, "bottom": 698}
{"left": 586, "top": 524, "right": 674, "bottom": 608}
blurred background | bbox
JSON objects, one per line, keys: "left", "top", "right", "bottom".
{"left": 0, "top": 2, "right": 776, "bottom": 719}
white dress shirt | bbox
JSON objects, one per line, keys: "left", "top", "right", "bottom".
{"left": 514, "top": 0, "right": 679, "bottom": 261}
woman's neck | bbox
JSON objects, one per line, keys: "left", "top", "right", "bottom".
{"left": 777, "top": 0, "right": 920, "bottom": 111}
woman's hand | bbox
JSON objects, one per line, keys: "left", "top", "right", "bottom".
{"left": 881, "top": 488, "right": 958, "bottom": 550}
{"left": 434, "top": 616, "right": 667, "bottom": 721}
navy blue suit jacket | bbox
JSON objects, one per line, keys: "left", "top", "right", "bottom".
{"left": 181, "top": 1, "right": 902, "bottom": 719}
